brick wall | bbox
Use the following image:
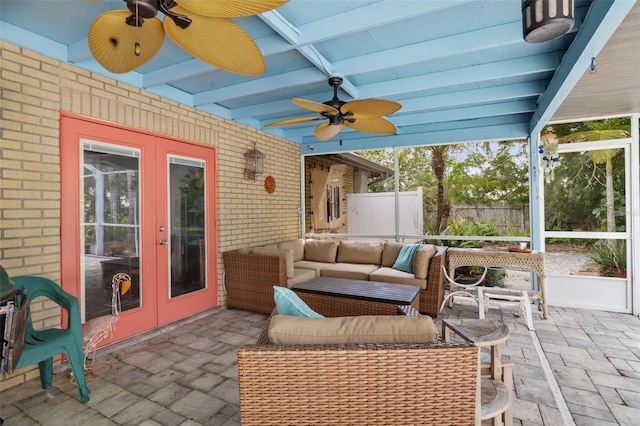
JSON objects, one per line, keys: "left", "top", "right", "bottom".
{"left": 0, "top": 41, "right": 301, "bottom": 390}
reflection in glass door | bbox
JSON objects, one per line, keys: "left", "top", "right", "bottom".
{"left": 81, "top": 142, "right": 141, "bottom": 322}
{"left": 168, "top": 157, "right": 206, "bottom": 298}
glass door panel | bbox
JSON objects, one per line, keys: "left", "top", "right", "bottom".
{"left": 81, "top": 142, "right": 142, "bottom": 322}
{"left": 155, "top": 138, "right": 217, "bottom": 325}
{"left": 169, "top": 158, "right": 206, "bottom": 298}
{"left": 61, "top": 114, "right": 218, "bottom": 342}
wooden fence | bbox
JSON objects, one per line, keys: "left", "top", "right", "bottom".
{"left": 427, "top": 201, "right": 529, "bottom": 233}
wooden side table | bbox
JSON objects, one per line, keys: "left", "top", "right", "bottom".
{"left": 442, "top": 319, "right": 513, "bottom": 426}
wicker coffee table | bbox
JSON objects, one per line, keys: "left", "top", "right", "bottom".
{"left": 292, "top": 277, "right": 420, "bottom": 317}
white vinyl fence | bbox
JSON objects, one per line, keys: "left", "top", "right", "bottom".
{"left": 347, "top": 188, "right": 423, "bottom": 237}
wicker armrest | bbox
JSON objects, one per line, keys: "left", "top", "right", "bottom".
{"left": 419, "top": 245, "right": 447, "bottom": 317}
{"left": 222, "top": 250, "right": 287, "bottom": 314}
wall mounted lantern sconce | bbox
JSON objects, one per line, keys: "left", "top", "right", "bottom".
{"left": 244, "top": 141, "right": 265, "bottom": 181}
{"left": 522, "top": 0, "right": 574, "bottom": 43}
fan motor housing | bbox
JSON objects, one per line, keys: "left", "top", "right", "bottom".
{"left": 126, "top": 0, "right": 158, "bottom": 19}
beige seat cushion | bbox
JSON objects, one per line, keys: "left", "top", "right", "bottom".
{"left": 337, "top": 240, "right": 384, "bottom": 265}
{"left": 369, "top": 267, "right": 427, "bottom": 289}
{"left": 304, "top": 239, "right": 339, "bottom": 263}
{"left": 286, "top": 268, "right": 316, "bottom": 288}
{"left": 320, "top": 263, "right": 380, "bottom": 281}
{"left": 252, "top": 246, "right": 294, "bottom": 279}
{"left": 293, "top": 260, "right": 329, "bottom": 277}
{"left": 267, "top": 314, "right": 438, "bottom": 345}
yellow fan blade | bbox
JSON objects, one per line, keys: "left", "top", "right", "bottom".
{"left": 88, "top": 10, "right": 164, "bottom": 74}
{"left": 341, "top": 99, "right": 402, "bottom": 119}
{"left": 315, "top": 122, "right": 344, "bottom": 141}
{"left": 265, "top": 116, "right": 324, "bottom": 127}
{"left": 164, "top": 6, "right": 265, "bottom": 76}
{"left": 177, "top": 0, "right": 289, "bottom": 17}
{"left": 344, "top": 117, "right": 397, "bottom": 134}
{"left": 291, "top": 98, "right": 339, "bottom": 115}
{"left": 120, "top": 279, "right": 132, "bottom": 295}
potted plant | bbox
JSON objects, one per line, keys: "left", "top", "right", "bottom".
{"left": 484, "top": 267, "right": 507, "bottom": 287}
{"left": 453, "top": 265, "right": 487, "bottom": 285}
{"left": 588, "top": 240, "right": 626, "bottom": 278}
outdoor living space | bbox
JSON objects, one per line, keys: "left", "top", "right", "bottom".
{"left": 1, "top": 299, "right": 639, "bottom": 425}
{"left": 2, "top": 1, "right": 640, "bottom": 424}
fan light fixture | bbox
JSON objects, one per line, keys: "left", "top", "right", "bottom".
{"left": 244, "top": 142, "right": 265, "bottom": 181}
{"left": 87, "top": 0, "right": 289, "bottom": 75}
{"left": 522, "top": 0, "right": 574, "bottom": 43}
{"left": 264, "top": 76, "right": 402, "bottom": 142}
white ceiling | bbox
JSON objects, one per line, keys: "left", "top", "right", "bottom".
{"left": 1, "top": 0, "right": 637, "bottom": 155}
{"left": 551, "top": 1, "right": 640, "bottom": 122}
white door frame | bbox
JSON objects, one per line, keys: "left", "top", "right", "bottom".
{"left": 537, "top": 115, "right": 639, "bottom": 315}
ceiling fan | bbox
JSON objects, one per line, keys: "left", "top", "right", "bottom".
{"left": 265, "top": 76, "right": 402, "bottom": 141}
{"left": 85, "top": 0, "right": 288, "bottom": 75}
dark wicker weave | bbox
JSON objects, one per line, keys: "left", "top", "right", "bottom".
{"left": 237, "top": 310, "right": 479, "bottom": 426}
{"left": 294, "top": 289, "right": 419, "bottom": 317}
{"left": 222, "top": 251, "right": 287, "bottom": 314}
{"left": 222, "top": 245, "right": 448, "bottom": 317}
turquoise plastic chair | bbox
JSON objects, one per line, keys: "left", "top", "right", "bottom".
{"left": 10, "top": 275, "right": 90, "bottom": 403}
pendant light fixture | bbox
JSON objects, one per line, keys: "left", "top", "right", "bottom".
{"left": 522, "top": 0, "right": 575, "bottom": 43}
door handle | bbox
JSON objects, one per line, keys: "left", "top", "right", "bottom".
{"left": 159, "top": 239, "right": 168, "bottom": 245}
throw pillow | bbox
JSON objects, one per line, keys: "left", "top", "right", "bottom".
{"left": 278, "top": 239, "right": 305, "bottom": 262}
{"left": 381, "top": 242, "right": 404, "bottom": 267}
{"left": 392, "top": 244, "right": 421, "bottom": 273}
{"left": 304, "top": 239, "right": 339, "bottom": 263}
{"left": 252, "top": 246, "right": 294, "bottom": 279}
{"left": 413, "top": 244, "right": 437, "bottom": 279}
{"left": 336, "top": 240, "right": 384, "bottom": 264}
{"left": 273, "top": 286, "right": 324, "bottom": 318}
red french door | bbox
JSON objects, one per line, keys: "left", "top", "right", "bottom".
{"left": 61, "top": 113, "right": 217, "bottom": 343}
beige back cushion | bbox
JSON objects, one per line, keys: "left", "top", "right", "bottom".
{"left": 337, "top": 240, "right": 384, "bottom": 264}
{"left": 413, "top": 244, "right": 437, "bottom": 279}
{"left": 304, "top": 239, "right": 339, "bottom": 263}
{"left": 252, "top": 246, "right": 294, "bottom": 278}
{"left": 267, "top": 314, "right": 439, "bottom": 345}
{"left": 381, "top": 242, "right": 404, "bottom": 267}
{"left": 278, "top": 239, "right": 305, "bottom": 262}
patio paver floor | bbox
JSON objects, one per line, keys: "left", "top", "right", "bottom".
{"left": 1, "top": 299, "right": 639, "bottom": 425}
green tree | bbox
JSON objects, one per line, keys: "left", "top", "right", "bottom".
{"left": 428, "top": 145, "right": 449, "bottom": 232}
{"left": 357, "top": 140, "right": 529, "bottom": 234}
{"left": 547, "top": 118, "right": 629, "bottom": 233}
{"left": 447, "top": 140, "right": 528, "bottom": 205}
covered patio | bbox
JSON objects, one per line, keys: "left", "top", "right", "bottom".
{"left": 1, "top": 300, "right": 639, "bottom": 425}
{"left": 1, "top": 1, "right": 639, "bottom": 423}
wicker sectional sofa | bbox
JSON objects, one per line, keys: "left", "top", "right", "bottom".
{"left": 222, "top": 239, "right": 447, "bottom": 317}
{"left": 237, "top": 309, "right": 479, "bottom": 425}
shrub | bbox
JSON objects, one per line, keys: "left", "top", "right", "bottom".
{"left": 441, "top": 218, "right": 498, "bottom": 248}
{"left": 588, "top": 240, "right": 626, "bottom": 276}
